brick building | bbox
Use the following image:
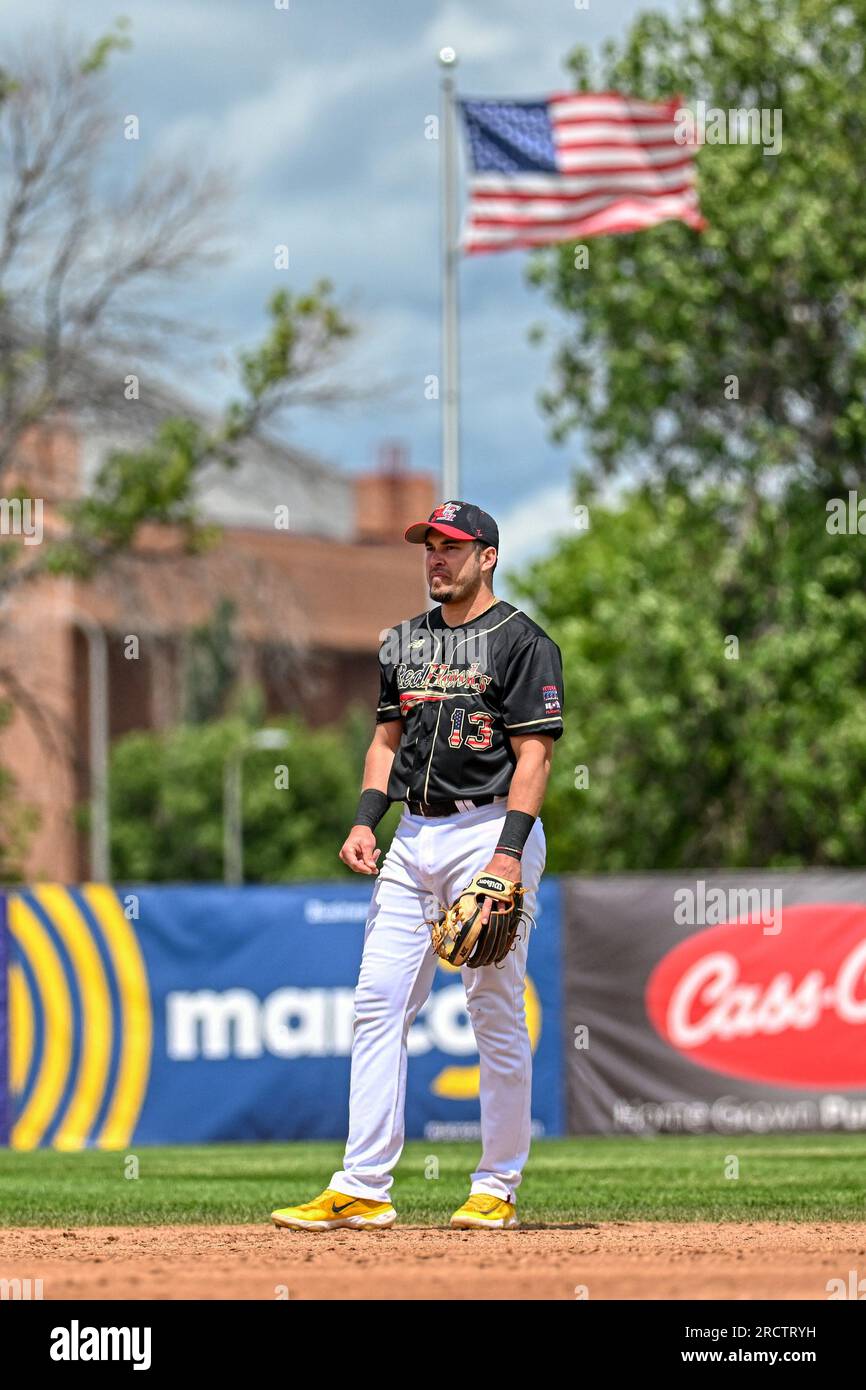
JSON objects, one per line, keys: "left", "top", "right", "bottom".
{"left": 0, "top": 409, "right": 435, "bottom": 881}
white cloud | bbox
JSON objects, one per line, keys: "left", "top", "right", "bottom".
{"left": 498, "top": 480, "right": 576, "bottom": 584}
{"left": 153, "top": 63, "right": 353, "bottom": 180}
{"left": 151, "top": 28, "right": 445, "bottom": 185}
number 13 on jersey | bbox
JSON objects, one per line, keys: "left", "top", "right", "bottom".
{"left": 448, "top": 709, "right": 494, "bottom": 750}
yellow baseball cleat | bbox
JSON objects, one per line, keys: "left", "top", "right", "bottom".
{"left": 449, "top": 1194, "right": 519, "bottom": 1229}
{"left": 271, "top": 1187, "right": 396, "bottom": 1230}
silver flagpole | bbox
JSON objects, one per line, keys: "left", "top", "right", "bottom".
{"left": 438, "top": 47, "right": 460, "bottom": 499}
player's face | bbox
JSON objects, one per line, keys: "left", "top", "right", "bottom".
{"left": 425, "top": 533, "right": 480, "bottom": 602}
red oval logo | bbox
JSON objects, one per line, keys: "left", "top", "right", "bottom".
{"left": 646, "top": 903, "right": 866, "bottom": 1088}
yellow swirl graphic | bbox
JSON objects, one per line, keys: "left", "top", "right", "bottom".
{"left": 9, "top": 898, "right": 74, "bottom": 1149}
{"left": 7, "top": 886, "right": 153, "bottom": 1150}
{"left": 33, "top": 886, "right": 113, "bottom": 1151}
{"left": 8, "top": 961, "right": 33, "bottom": 1096}
{"left": 82, "top": 884, "right": 152, "bottom": 1150}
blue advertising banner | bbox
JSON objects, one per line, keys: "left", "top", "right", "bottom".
{"left": 5, "top": 879, "right": 563, "bottom": 1147}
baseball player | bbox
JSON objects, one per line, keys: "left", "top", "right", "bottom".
{"left": 272, "top": 500, "right": 564, "bottom": 1231}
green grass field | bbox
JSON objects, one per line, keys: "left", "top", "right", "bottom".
{"left": 1, "top": 1134, "right": 864, "bottom": 1226}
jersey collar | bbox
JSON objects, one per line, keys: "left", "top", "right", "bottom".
{"left": 428, "top": 599, "right": 508, "bottom": 631}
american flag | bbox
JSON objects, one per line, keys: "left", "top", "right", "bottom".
{"left": 458, "top": 92, "right": 706, "bottom": 255}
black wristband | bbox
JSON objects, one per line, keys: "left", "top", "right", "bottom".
{"left": 494, "top": 845, "right": 522, "bottom": 862}
{"left": 354, "top": 788, "right": 391, "bottom": 831}
{"left": 494, "top": 809, "right": 536, "bottom": 860}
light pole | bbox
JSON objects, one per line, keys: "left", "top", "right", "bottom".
{"left": 223, "top": 728, "right": 289, "bottom": 885}
{"left": 438, "top": 45, "right": 460, "bottom": 499}
{"left": 81, "top": 623, "right": 110, "bottom": 881}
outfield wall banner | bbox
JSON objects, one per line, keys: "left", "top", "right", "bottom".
{"left": 563, "top": 871, "right": 866, "bottom": 1135}
{"left": 5, "top": 880, "right": 562, "bottom": 1148}
{"left": 0, "top": 891, "right": 8, "bottom": 1146}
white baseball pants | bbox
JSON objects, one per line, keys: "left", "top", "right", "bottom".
{"left": 330, "top": 798, "right": 547, "bottom": 1205}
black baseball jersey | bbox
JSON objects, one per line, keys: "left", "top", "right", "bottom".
{"left": 375, "top": 598, "right": 564, "bottom": 802}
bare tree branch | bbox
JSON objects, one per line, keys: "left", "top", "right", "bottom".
{"left": 0, "top": 27, "right": 233, "bottom": 482}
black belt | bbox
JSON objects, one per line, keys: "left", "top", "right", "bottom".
{"left": 406, "top": 795, "right": 500, "bottom": 818}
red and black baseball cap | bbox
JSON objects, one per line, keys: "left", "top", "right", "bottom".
{"left": 404, "top": 500, "right": 499, "bottom": 550}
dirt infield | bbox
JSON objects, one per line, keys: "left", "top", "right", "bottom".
{"left": 2, "top": 1221, "right": 864, "bottom": 1300}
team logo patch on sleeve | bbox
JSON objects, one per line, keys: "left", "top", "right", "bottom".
{"left": 542, "top": 684, "right": 561, "bottom": 712}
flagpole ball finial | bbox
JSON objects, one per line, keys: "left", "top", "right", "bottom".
{"left": 438, "top": 46, "right": 458, "bottom": 66}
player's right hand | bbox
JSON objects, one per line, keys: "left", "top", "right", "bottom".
{"left": 339, "top": 826, "right": 382, "bottom": 875}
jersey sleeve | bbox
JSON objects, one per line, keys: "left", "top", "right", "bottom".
{"left": 500, "top": 634, "right": 565, "bottom": 741}
{"left": 375, "top": 645, "right": 403, "bottom": 725}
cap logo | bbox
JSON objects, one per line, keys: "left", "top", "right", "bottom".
{"left": 431, "top": 502, "right": 461, "bottom": 522}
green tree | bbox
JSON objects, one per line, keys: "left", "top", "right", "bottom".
{"left": 0, "top": 26, "right": 356, "bottom": 874}
{"left": 0, "top": 21, "right": 355, "bottom": 598}
{"left": 107, "top": 705, "right": 401, "bottom": 882}
{"left": 182, "top": 600, "right": 239, "bottom": 725}
{"left": 27, "top": 280, "right": 353, "bottom": 585}
{"left": 513, "top": 481, "right": 866, "bottom": 872}
{"left": 529, "top": 0, "right": 866, "bottom": 495}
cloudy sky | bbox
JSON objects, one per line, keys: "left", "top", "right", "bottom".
{"left": 6, "top": 0, "right": 681, "bottom": 589}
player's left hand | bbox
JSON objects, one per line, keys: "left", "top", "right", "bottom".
{"left": 478, "top": 853, "right": 522, "bottom": 924}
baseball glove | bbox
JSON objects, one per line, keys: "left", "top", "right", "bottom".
{"left": 427, "top": 872, "right": 535, "bottom": 969}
